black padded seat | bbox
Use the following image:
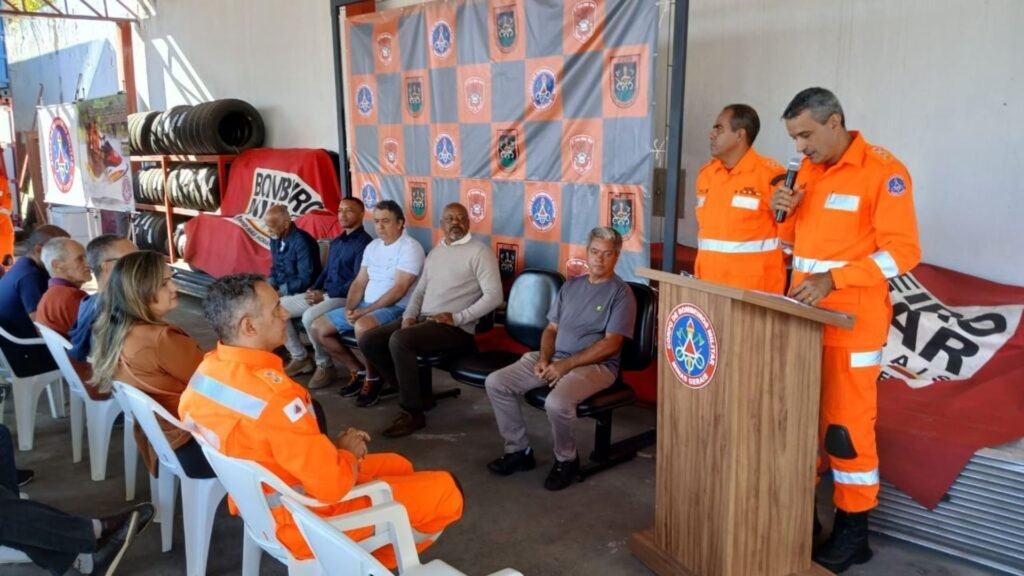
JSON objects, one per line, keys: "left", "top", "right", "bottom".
{"left": 449, "top": 351, "right": 522, "bottom": 388}
{"left": 448, "top": 269, "right": 565, "bottom": 388}
{"left": 525, "top": 380, "right": 636, "bottom": 417}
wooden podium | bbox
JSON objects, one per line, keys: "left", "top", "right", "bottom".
{"left": 629, "top": 268, "right": 854, "bottom": 576}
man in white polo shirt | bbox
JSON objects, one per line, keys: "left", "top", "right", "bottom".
{"left": 309, "top": 200, "right": 425, "bottom": 407}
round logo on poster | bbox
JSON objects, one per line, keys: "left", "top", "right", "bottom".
{"left": 49, "top": 117, "right": 76, "bottom": 193}
{"left": 664, "top": 303, "right": 718, "bottom": 389}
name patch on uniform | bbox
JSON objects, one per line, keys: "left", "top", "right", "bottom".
{"left": 825, "top": 193, "right": 860, "bottom": 212}
{"left": 887, "top": 175, "right": 907, "bottom": 197}
{"left": 730, "top": 195, "right": 759, "bottom": 211}
{"left": 284, "top": 398, "right": 309, "bottom": 423}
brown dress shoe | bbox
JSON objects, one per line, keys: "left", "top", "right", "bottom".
{"left": 284, "top": 357, "right": 315, "bottom": 377}
{"left": 308, "top": 365, "right": 337, "bottom": 389}
{"left": 382, "top": 412, "right": 426, "bottom": 438}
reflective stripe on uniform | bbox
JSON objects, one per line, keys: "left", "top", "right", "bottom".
{"left": 832, "top": 468, "right": 880, "bottom": 486}
{"left": 781, "top": 241, "right": 793, "bottom": 256}
{"left": 850, "top": 350, "right": 883, "bottom": 368}
{"left": 188, "top": 374, "right": 268, "bottom": 419}
{"left": 696, "top": 196, "right": 706, "bottom": 208}
{"left": 698, "top": 237, "right": 780, "bottom": 254}
{"left": 824, "top": 193, "right": 860, "bottom": 212}
{"left": 792, "top": 256, "right": 848, "bottom": 274}
{"left": 870, "top": 250, "right": 900, "bottom": 279}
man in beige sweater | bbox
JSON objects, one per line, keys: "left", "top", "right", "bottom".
{"left": 360, "top": 203, "right": 502, "bottom": 437}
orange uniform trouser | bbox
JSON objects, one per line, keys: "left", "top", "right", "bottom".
{"left": 0, "top": 214, "right": 13, "bottom": 269}
{"left": 274, "top": 453, "right": 464, "bottom": 567}
{"left": 817, "top": 347, "right": 881, "bottom": 513}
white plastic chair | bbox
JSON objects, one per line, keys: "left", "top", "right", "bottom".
{"left": 114, "top": 382, "right": 227, "bottom": 576}
{"left": 196, "top": 436, "right": 395, "bottom": 576}
{"left": 0, "top": 326, "right": 66, "bottom": 451}
{"left": 34, "top": 323, "right": 137, "bottom": 494}
{"left": 283, "top": 497, "right": 524, "bottom": 576}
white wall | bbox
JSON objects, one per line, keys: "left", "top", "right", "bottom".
{"left": 132, "top": 0, "right": 338, "bottom": 150}
{"left": 675, "top": 0, "right": 1023, "bottom": 285}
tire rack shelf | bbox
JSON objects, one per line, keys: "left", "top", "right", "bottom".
{"left": 129, "top": 154, "right": 236, "bottom": 262}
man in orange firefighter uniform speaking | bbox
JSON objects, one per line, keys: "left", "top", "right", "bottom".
{"left": 694, "top": 103, "right": 786, "bottom": 293}
{"left": 179, "top": 273, "right": 463, "bottom": 565}
{"left": 772, "top": 87, "right": 921, "bottom": 573}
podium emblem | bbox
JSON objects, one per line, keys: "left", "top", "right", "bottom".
{"left": 665, "top": 303, "right": 718, "bottom": 389}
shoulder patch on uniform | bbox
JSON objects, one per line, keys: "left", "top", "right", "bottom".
{"left": 254, "top": 368, "right": 289, "bottom": 391}
{"left": 283, "top": 397, "right": 309, "bottom": 423}
{"left": 761, "top": 157, "right": 783, "bottom": 171}
{"left": 870, "top": 146, "right": 895, "bottom": 162}
{"left": 886, "top": 175, "right": 907, "bottom": 197}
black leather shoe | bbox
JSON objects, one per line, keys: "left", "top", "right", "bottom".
{"left": 338, "top": 372, "right": 365, "bottom": 397}
{"left": 543, "top": 456, "right": 580, "bottom": 491}
{"left": 355, "top": 379, "right": 384, "bottom": 407}
{"left": 487, "top": 448, "right": 536, "bottom": 476}
{"left": 382, "top": 412, "right": 426, "bottom": 438}
{"left": 813, "top": 509, "right": 872, "bottom": 573}
{"left": 94, "top": 503, "right": 155, "bottom": 575}
{"left": 16, "top": 469, "right": 34, "bottom": 488}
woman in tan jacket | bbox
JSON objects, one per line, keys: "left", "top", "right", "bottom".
{"left": 90, "top": 250, "right": 213, "bottom": 479}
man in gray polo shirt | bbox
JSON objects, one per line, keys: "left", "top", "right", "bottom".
{"left": 485, "top": 227, "right": 636, "bottom": 491}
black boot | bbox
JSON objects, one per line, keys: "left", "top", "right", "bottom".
{"left": 814, "top": 508, "right": 822, "bottom": 538}
{"left": 813, "top": 509, "right": 872, "bottom": 573}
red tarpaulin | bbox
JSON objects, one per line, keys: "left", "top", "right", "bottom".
{"left": 185, "top": 149, "right": 342, "bottom": 278}
{"left": 877, "top": 264, "right": 1024, "bottom": 508}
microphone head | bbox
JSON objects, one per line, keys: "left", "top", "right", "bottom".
{"left": 787, "top": 158, "right": 801, "bottom": 171}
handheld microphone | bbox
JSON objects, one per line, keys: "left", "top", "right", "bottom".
{"left": 775, "top": 159, "right": 801, "bottom": 223}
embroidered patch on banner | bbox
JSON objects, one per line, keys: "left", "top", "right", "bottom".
{"left": 530, "top": 68, "right": 557, "bottom": 111}
{"left": 887, "top": 175, "right": 907, "bottom": 197}
{"left": 356, "top": 85, "right": 374, "bottom": 117}
{"left": 665, "top": 303, "right": 719, "bottom": 389}
{"left": 529, "top": 191, "right": 557, "bottom": 232}
{"left": 435, "top": 134, "right": 456, "bottom": 169}
{"left": 432, "top": 20, "right": 453, "bottom": 58}
{"left": 284, "top": 398, "right": 309, "bottom": 423}
{"left": 49, "top": 117, "right": 76, "bottom": 193}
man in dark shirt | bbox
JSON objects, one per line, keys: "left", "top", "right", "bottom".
{"left": 0, "top": 225, "right": 68, "bottom": 376}
{"left": 485, "top": 227, "right": 636, "bottom": 491}
{"left": 280, "top": 198, "right": 372, "bottom": 388}
{"left": 266, "top": 205, "right": 322, "bottom": 298}
{"left": 68, "top": 235, "right": 137, "bottom": 364}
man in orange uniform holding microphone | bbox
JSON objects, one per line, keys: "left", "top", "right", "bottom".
{"left": 772, "top": 87, "right": 921, "bottom": 573}
{"left": 695, "top": 104, "right": 786, "bottom": 293}
{"left": 179, "top": 274, "right": 463, "bottom": 567}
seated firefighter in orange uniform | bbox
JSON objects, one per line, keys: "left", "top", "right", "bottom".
{"left": 178, "top": 273, "right": 463, "bottom": 566}
{"left": 694, "top": 104, "right": 787, "bottom": 293}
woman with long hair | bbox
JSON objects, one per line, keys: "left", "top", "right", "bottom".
{"left": 90, "top": 250, "right": 213, "bottom": 479}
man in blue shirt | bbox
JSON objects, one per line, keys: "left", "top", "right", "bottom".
{"left": 0, "top": 225, "right": 68, "bottom": 376}
{"left": 68, "top": 235, "right": 137, "bottom": 363}
{"left": 279, "top": 198, "right": 372, "bottom": 388}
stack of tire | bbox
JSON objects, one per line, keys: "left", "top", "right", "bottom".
{"left": 133, "top": 212, "right": 190, "bottom": 257}
{"left": 133, "top": 165, "right": 220, "bottom": 212}
{"left": 133, "top": 168, "right": 165, "bottom": 205}
{"left": 127, "top": 99, "right": 265, "bottom": 155}
{"left": 168, "top": 164, "right": 220, "bottom": 211}
{"left": 173, "top": 221, "right": 188, "bottom": 259}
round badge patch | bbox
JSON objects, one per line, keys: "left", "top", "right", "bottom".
{"left": 434, "top": 134, "right": 456, "bottom": 169}
{"left": 530, "top": 68, "right": 557, "bottom": 111}
{"left": 356, "top": 85, "right": 374, "bottom": 117}
{"left": 528, "top": 191, "right": 557, "bottom": 232}
{"left": 49, "top": 117, "right": 76, "bottom": 193}
{"left": 431, "top": 20, "right": 453, "bottom": 58}
{"left": 360, "top": 182, "right": 379, "bottom": 209}
{"left": 665, "top": 303, "right": 719, "bottom": 389}
{"left": 886, "top": 175, "right": 906, "bottom": 197}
